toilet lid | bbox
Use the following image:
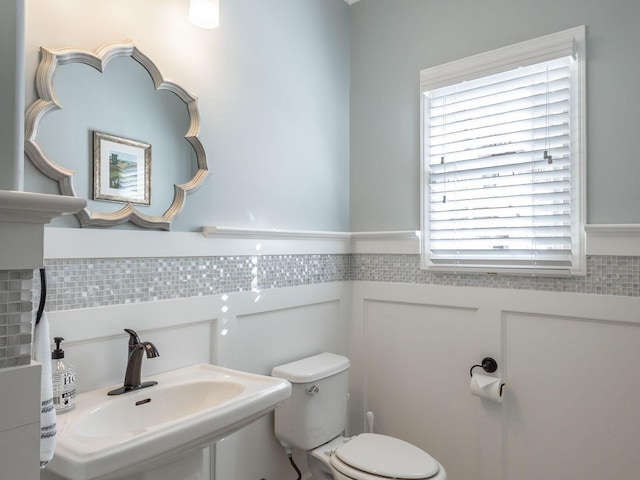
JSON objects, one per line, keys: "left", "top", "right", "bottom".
{"left": 333, "top": 434, "right": 440, "bottom": 479}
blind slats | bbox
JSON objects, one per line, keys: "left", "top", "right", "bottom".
{"left": 429, "top": 148, "right": 570, "bottom": 175}
{"left": 430, "top": 78, "right": 570, "bottom": 119}
{"left": 429, "top": 57, "right": 571, "bottom": 99}
{"left": 428, "top": 133, "right": 570, "bottom": 164}
{"left": 423, "top": 55, "right": 577, "bottom": 272}
{"left": 430, "top": 103, "right": 569, "bottom": 146}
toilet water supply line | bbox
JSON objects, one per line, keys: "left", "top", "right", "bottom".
{"left": 286, "top": 448, "right": 302, "bottom": 480}
{"left": 284, "top": 411, "right": 375, "bottom": 479}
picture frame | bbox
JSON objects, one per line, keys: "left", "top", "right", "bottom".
{"left": 93, "top": 131, "right": 151, "bottom": 205}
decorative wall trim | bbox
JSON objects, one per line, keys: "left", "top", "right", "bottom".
{"left": 351, "top": 230, "right": 420, "bottom": 254}
{"left": 0, "top": 269, "right": 34, "bottom": 367}
{"left": 44, "top": 224, "right": 640, "bottom": 260}
{"left": 202, "top": 225, "right": 351, "bottom": 240}
{"left": 36, "top": 250, "right": 640, "bottom": 315}
{"left": 353, "top": 226, "right": 640, "bottom": 257}
{"left": 585, "top": 224, "right": 640, "bottom": 256}
{"left": 37, "top": 254, "right": 350, "bottom": 312}
{"left": 351, "top": 254, "right": 640, "bottom": 297}
{"left": 44, "top": 227, "right": 351, "bottom": 259}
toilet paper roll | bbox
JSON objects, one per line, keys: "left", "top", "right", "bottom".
{"left": 470, "top": 373, "right": 505, "bottom": 403}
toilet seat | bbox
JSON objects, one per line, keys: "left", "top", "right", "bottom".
{"left": 330, "top": 433, "right": 441, "bottom": 480}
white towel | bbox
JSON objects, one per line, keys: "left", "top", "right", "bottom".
{"left": 33, "top": 311, "right": 57, "bottom": 468}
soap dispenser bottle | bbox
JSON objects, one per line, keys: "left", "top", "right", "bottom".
{"left": 52, "top": 337, "right": 76, "bottom": 413}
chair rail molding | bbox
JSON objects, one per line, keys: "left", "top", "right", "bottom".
{"left": 585, "top": 224, "right": 640, "bottom": 256}
{"left": 41, "top": 224, "right": 640, "bottom": 260}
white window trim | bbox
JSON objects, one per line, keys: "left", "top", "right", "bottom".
{"left": 420, "top": 26, "right": 586, "bottom": 276}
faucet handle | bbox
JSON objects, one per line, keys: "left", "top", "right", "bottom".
{"left": 124, "top": 328, "right": 141, "bottom": 347}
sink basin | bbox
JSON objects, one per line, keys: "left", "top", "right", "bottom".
{"left": 72, "top": 380, "right": 245, "bottom": 438}
{"left": 46, "top": 364, "right": 291, "bottom": 480}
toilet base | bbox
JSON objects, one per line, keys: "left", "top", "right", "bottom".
{"left": 308, "top": 455, "right": 333, "bottom": 480}
{"left": 306, "top": 436, "right": 350, "bottom": 479}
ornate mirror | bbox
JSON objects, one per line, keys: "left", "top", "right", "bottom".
{"left": 24, "top": 41, "right": 209, "bottom": 230}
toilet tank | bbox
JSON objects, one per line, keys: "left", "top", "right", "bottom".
{"left": 271, "top": 353, "right": 350, "bottom": 450}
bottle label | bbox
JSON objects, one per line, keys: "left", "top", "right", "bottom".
{"left": 52, "top": 370, "right": 76, "bottom": 413}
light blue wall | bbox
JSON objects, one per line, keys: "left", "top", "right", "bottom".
{"left": 0, "top": 0, "right": 24, "bottom": 191}
{"left": 22, "top": 0, "right": 640, "bottom": 233}
{"left": 349, "top": 0, "right": 640, "bottom": 231}
{"left": 23, "top": 0, "right": 351, "bottom": 232}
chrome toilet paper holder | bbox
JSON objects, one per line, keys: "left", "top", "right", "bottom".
{"left": 469, "top": 357, "right": 498, "bottom": 377}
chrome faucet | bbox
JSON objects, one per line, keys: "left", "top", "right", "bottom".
{"left": 108, "top": 328, "right": 160, "bottom": 396}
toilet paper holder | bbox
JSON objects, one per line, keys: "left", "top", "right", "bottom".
{"left": 469, "top": 357, "right": 498, "bottom": 377}
{"left": 470, "top": 357, "right": 505, "bottom": 397}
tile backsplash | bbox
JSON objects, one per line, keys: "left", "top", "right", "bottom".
{"left": 35, "top": 254, "right": 640, "bottom": 313}
{"left": 351, "top": 254, "right": 640, "bottom": 296}
{"left": 0, "top": 270, "right": 34, "bottom": 368}
{"left": 5, "top": 252, "right": 638, "bottom": 368}
{"left": 36, "top": 254, "right": 349, "bottom": 311}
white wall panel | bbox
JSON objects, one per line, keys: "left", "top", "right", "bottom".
{"left": 236, "top": 301, "right": 343, "bottom": 374}
{"left": 504, "top": 313, "right": 640, "bottom": 480}
{"left": 221, "top": 299, "right": 347, "bottom": 480}
{"left": 0, "top": 364, "right": 40, "bottom": 480}
{"left": 45, "top": 282, "right": 349, "bottom": 480}
{"left": 351, "top": 281, "right": 640, "bottom": 480}
{"left": 363, "top": 300, "right": 481, "bottom": 480}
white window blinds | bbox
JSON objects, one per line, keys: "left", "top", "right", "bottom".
{"left": 420, "top": 27, "right": 585, "bottom": 275}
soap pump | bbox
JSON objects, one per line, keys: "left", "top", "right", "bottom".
{"left": 52, "top": 337, "right": 76, "bottom": 413}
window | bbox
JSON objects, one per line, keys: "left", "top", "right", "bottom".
{"left": 420, "top": 27, "right": 586, "bottom": 276}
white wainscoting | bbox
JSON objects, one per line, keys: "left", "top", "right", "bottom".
{"left": 0, "top": 364, "right": 41, "bottom": 480}
{"left": 40, "top": 224, "right": 640, "bottom": 480}
{"left": 503, "top": 313, "right": 640, "bottom": 480}
{"left": 45, "top": 281, "right": 350, "bottom": 480}
{"left": 350, "top": 281, "right": 640, "bottom": 480}
{"left": 216, "top": 298, "right": 348, "bottom": 480}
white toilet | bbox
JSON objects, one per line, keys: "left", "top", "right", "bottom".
{"left": 272, "top": 352, "right": 447, "bottom": 480}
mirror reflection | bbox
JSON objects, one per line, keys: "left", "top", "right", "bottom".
{"left": 25, "top": 42, "right": 209, "bottom": 229}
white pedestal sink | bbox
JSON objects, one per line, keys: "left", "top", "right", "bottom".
{"left": 44, "top": 363, "right": 291, "bottom": 480}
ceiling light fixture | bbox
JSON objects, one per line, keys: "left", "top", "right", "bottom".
{"left": 189, "top": 0, "right": 219, "bottom": 29}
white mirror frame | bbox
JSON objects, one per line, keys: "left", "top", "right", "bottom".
{"left": 24, "top": 41, "right": 209, "bottom": 230}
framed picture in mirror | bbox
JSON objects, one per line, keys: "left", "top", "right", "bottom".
{"left": 93, "top": 131, "right": 151, "bottom": 205}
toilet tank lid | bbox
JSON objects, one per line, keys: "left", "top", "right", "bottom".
{"left": 271, "top": 353, "right": 350, "bottom": 383}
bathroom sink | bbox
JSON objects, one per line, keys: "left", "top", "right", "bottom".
{"left": 72, "top": 380, "right": 244, "bottom": 438}
{"left": 46, "top": 363, "right": 291, "bottom": 480}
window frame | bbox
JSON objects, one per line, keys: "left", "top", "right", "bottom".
{"left": 419, "top": 26, "right": 586, "bottom": 276}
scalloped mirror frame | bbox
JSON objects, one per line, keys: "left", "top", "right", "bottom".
{"left": 24, "top": 41, "right": 209, "bottom": 230}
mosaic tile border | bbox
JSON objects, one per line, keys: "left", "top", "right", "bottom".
{"left": 0, "top": 270, "right": 34, "bottom": 368}
{"left": 349, "top": 254, "right": 640, "bottom": 297}
{"left": 31, "top": 254, "right": 640, "bottom": 315}
{"left": 35, "top": 255, "right": 350, "bottom": 312}
{"left": 4, "top": 252, "right": 636, "bottom": 367}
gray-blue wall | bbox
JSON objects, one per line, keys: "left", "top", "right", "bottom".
{"left": 350, "top": 0, "right": 640, "bottom": 231}
{"left": 0, "top": 0, "right": 24, "bottom": 191}
{"left": 23, "top": 0, "right": 351, "bottom": 232}
{"left": 21, "top": 0, "right": 640, "bottom": 233}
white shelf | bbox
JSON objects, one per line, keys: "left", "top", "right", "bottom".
{"left": 0, "top": 190, "right": 85, "bottom": 269}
